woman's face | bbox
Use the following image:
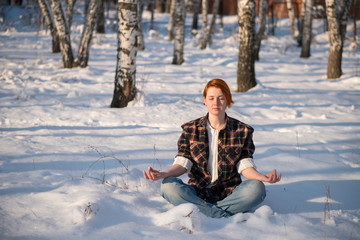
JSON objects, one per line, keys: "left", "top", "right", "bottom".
{"left": 203, "top": 87, "right": 227, "bottom": 117}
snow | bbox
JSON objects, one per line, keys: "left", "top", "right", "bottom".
{"left": 1, "top": 4, "right": 360, "bottom": 240}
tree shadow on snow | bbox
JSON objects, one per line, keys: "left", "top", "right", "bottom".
{"left": 263, "top": 180, "right": 360, "bottom": 214}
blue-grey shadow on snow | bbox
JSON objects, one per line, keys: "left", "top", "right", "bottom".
{"left": 263, "top": 180, "right": 360, "bottom": 214}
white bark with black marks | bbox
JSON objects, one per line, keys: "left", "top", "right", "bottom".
{"left": 111, "top": 0, "right": 138, "bottom": 108}
{"left": 199, "top": 0, "right": 208, "bottom": 49}
{"left": 237, "top": 0, "right": 257, "bottom": 92}
{"left": 49, "top": 0, "right": 74, "bottom": 68}
{"left": 300, "top": 0, "right": 312, "bottom": 58}
{"left": 75, "top": 0, "right": 98, "bottom": 68}
{"left": 38, "top": 0, "right": 60, "bottom": 53}
{"left": 172, "top": 0, "right": 185, "bottom": 65}
{"left": 325, "top": 0, "right": 352, "bottom": 78}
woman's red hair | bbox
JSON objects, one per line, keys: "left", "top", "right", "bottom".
{"left": 203, "top": 79, "right": 234, "bottom": 107}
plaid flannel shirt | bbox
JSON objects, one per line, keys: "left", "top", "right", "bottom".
{"left": 176, "top": 114, "right": 255, "bottom": 202}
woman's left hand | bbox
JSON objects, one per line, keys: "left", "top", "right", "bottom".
{"left": 241, "top": 167, "right": 281, "bottom": 183}
{"left": 263, "top": 169, "right": 281, "bottom": 183}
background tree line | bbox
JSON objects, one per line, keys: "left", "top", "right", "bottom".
{"left": 35, "top": 0, "right": 357, "bottom": 107}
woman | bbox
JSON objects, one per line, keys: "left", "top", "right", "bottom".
{"left": 143, "top": 79, "right": 281, "bottom": 218}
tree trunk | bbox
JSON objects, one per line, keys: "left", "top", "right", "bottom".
{"left": 352, "top": 9, "right": 356, "bottom": 45}
{"left": 167, "top": 0, "right": 175, "bottom": 40}
{"left": 149, "top": 0, "right": 155, "bottom": 30}
{"left": 297, "top": 0, "right": 306, "bottom": 46}
{"left": 199, "top": 0, "right": 208, "bottom": 49}
{"left": 38, "top": 0, "right": 60, "bottom": 53}
{"left": 137, "top": 0, "right": 145, "bottom": 50}
{"left": 84, "top": 0, "right": 90, "bottom": 21}
{"left": 254, "top": 0, "right": 268, "bottom": 61}
{"left": 49, "top": 0, "right": 74, "bottom": 68}
{"left": 172, "top": 0, "right": 185, "bottom": 65}
{"left": 286, "top": 0, "right": 297, "bottom": 39}
{"left": 111, "top": 0, "right": 138, "bottom": 108}
{"left": 237, "top": 0, "right": 257, "bottom": 92}
{"left": 66, "top": 0, "right": 77, "bottom": 33}
{"left": 75, "top": 0, "right": 98, "bottom": 68}
{"left": 207, "top": 0, "right": 219, "bottom": 46}
{"left": 155, "top": 0, "right": 163, "bottom": 12}
{"left": 339, "top": 0, "right": 351, "bottom": 46}
{"left": 165, "top": 0, "right": 171, "bottom": 12}
{"left": 191, "top": 0, "right": 200, "bottom": 35}
{"left": 325, "top": 0, "right": 352, "bottom": 79}
{"left": 300, "top": 0, "right": 312, "bottom": 58}
{"left": 97, "top": 0, "right": 105, "bottom": 33}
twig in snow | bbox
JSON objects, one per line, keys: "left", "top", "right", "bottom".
{"left": 82, "top": 145, "right": 130, "bottom": 189}
{"left": 84, "top": 202, "right": 92, "bottom": 220}
{"left": 153, "top": 144, "right": 162, "bottom": 171}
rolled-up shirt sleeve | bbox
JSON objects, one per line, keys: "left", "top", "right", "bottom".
{"left": 173, "top": 156, "right": 193, "bottom": 173}
{"left": 237, "top": 158, "right": 256, "bottom": 174}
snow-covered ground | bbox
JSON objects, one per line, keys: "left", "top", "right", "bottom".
{"left": 0, "top": 4, "right": 359, "bottom": 240}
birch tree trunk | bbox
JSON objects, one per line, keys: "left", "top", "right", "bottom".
{"left": 66, "top": 0, "right": 77, "bottom": 33}
{"left": 149, "top": 0, "right": 155, "bottom": 30}
{"left": 339, "top": 0, "right": 351, "bottom": 44}
{"left": 111, "top": 0, "right": 138, "bottom": 108}
{"left": 199, "top": 0, "right": 208, "bottom": 49}
{"left": 300, "top": 0, "right": 312, "bottom": 58}
{"left": 97, "top": 0, "right": 105, "bottom": 33}
{"left": 297, "top": 0, "right": 306, "bottom": 46}
{"left": 286, "top": 0, "right": 297, "bottom": 39}
{"left": 137, "top": 0, "right": 145, "bottom": 50}
{"left": 167, "top": 0, "right": 175, "bottom": 40}
{"left": 165, "top": 0, "right": 171, "bottom": 12}
{"left": 207, "top": 0, "right": 220, "bottom": 46}
{"left": 172, "top": 0, "right": 185, "bottom": 65}
{"left": 237, "top": 0, "right": 257, "bottom": 92}
{"left": 38, "top": 0, "right": 60, "bottom": 53}
{"left": 156, "top": 0, "right": 163, "bottom": 12}
{"left": 254, "top": 0, "right": 268, "bottom": 61}
{"left": 191, "top": 0, "right": 200, "bottom": 35}
{"left": 75, "top": 0, "right": 98, "bottom": 68}
{"left": 49, "top": 0, "right": 74, "bottom": 68}
{"left": 325, "top": 0, "right": 352, "bottom": 79}
{"left": 84, "top": 0, "right": 90, "bottom": 22}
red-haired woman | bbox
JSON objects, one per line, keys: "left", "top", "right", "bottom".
{"left": 144, "top": 79, "right": 281, "bottom": 218}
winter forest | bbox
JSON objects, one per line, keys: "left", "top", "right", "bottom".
{"left": 0, "top": 0, "right": 359, "bottom": 239}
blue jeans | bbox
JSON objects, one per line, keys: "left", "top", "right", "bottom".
{"left": 161, "top": 177, "right": 266, "bottom": 218}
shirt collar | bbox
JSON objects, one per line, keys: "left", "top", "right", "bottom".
{"left": 199, "top": 113, "right": 231, "bottom": 131}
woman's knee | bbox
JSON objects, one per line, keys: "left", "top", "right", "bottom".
{"left": 160, "top": 177, "right": 187, "bottom": 199}
{"left": 162, "top": 176, "right": 179, "bottom": 185}
{"left": 160, "top": 177, "right": 197, "bottom": 206}
{"left": 161, "top": 176, "right": 182, "bottom": 191}
{"left": 161, "top": 177, "right": 177, "bottom": 194}
{"left": 247, "top": 180, "right": 266, "bottom": 201}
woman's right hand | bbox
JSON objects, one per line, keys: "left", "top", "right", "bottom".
{"left": 143, "top": 164, "right": 187, "bottom": 181}
{"left": 143, "top": 166, "right": 167, "bottom": 181}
